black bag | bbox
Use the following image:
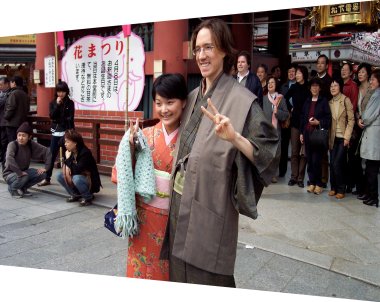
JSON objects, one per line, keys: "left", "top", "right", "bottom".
{"left": 104, "top": 205, "right": 121, "bottom": 237}
{"left": 309, "top": 126, "right": 329, "bottom": 150}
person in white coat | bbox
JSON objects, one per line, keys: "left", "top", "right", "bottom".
{"left": 358, "top": 69, "right": 380, "bottom": 207}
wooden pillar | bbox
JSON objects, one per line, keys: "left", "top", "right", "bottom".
{"left": 231, "top": 14, "right": 253, "bottom": 55}
{"left": 268, "top": 10, "right": 291, "bottom": 72}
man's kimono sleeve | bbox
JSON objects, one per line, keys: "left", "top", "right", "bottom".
{"left": 233, "top": 101, "right": 280, "bottom": 219}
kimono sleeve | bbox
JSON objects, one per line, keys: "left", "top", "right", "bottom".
{"left": 233, "top": 102, "right": 280, "bottom": 219}
{"left": 243, "top": 101, "right": 280, "bottom": 185}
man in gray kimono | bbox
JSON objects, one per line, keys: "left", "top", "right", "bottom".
{"left": 161, "top": 18, "right": 280, "bottom": 287}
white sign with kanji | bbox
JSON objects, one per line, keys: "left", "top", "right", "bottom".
{"left": 44, "top": 56, "right": 56, "bottom": 88}
{"left": 61, "top": 32, "right": 145, "bottom": 111}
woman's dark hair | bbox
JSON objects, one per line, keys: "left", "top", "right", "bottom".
{"left": 191, "top": 18, "right": 237, "bottom": 74}
{"left": 55, "top": 80, "right": 70, "bottom": 96}
{"left": 266, "top": 76, "right": 279, "bottom": 92}
{"left": 357, "top": 63, "right": 372, "bottom": 80}
{"left": 256, "top": 63, "right": 268, "bottom": 74}
{"left": 371, "top": 69, "right": 380, "bottom": 85}
{"left": 152, "top": 73, "right": 187, "bottom": 101}
{"left": 331, "top": 76, "right": 344, "bottom": 93}
{"left": 65, "top": 129, "right": 84, "bottom": 148}
{"left": 296, "top": 65, "right": 309, "bottom": 82}
{"left": 309, "top": 77, "right": 322, "bottom": 88}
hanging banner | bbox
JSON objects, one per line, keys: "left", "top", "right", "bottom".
{"left": 61, "top": 32, "right": 145, "bottom": 111}
{"left": 44, "top": 56, "right": 56, "bottom": 88}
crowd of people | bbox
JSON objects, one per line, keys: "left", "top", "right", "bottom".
{"left": 0, "top": 17, "right": 378, "bottom": 289}
{"left": 257, "top": 55, "right": 380, "bottom": 207}
{"left": 235, "top": 54, "right": 379, "bottom": 206}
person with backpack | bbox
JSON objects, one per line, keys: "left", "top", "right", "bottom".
{"left": 2, "top": 122, "right": 52, "bottom": 198}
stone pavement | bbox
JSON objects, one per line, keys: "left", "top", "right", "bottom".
{"left": 0, "top": 162, "right": 379, "bottom": 300}
{"left": 238, "top": 174, "right": 380, "bottom": 288}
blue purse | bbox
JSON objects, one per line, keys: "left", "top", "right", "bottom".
{"left": 104, "top": 205, "right": 121, "bottom": 237}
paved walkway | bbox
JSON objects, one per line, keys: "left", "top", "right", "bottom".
{"left": 1, "top": 186, "right": 380, "bottom": 300}
{"left": 4, "top": 162, "right": 380, "bottom": 288}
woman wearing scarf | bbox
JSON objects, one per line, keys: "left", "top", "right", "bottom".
{"left": 121, "top": 74, "right": 187, "bottom": 280}
{"left": 263, "top": 76, "right": 289, "bottom": 183}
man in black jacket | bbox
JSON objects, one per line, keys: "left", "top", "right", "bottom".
{"left": 234, "top": 50, "right": 263, "bottom": 108}
{"left": 0, "top": 77, "right": 11, "bottom": 169}
{"left": 4, "top": 76, "right": 30, "bottom": 142}
{"left": 315, "top": 54, "right": 332, "bottom": 187}
{"left": 279, "top": 63, "right": 297, "bottom": 178}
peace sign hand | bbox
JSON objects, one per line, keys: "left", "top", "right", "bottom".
{"left": 201, "top": 98, "right": 236, "bottom": 142}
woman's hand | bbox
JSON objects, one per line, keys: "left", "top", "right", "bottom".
{"left": 37, "top": 168, "right": 47, "bottom": 175}
{"left": 309, "top": 118, "right": 320, "bottom": 126}
{"left": 300, "top": 134, "right": 304, "bottom": 144}
{"left": 344, "top": 139, "right": 349, "bottom": 147}
{"left": 358, "top": 118, "right": 364, "bottom": 129}
{"left": 57, "top": 97, "right": 62, "bottom": 105}
{"left": 273, "top": 104, "right": 278, "bottom": 114}
{"left": 129, "top": 118, "right": 139, "bottom": 145}
{"left": 201, "top": 98, "right": 236, "bottom": 142}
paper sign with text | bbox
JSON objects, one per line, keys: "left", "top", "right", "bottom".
{"left": 61, "top": 32, "right": 145, "bottom": 111}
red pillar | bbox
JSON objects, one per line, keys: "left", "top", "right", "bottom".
{"left": 153, "top": 20, "right": 188, "bottom": 77}
{"left": 328, "top": 62, "right": 333, "bottom": 77}
{"left": 36, "top": 33, "right": 56, "bottom": 116}
{"left": 151, "top": 20, "right": 188, "bottom": 118}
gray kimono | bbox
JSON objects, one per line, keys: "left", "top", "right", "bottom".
{"left": 164, "top": 73, "right": 280, "bottom": 276}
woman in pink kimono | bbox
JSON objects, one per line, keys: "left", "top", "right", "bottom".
{"left": 126, "top": 73, "right": 187, "bottom": 280}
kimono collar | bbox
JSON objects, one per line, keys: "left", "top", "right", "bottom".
{"left": 162, "top": 123, "right": 179, "bottom": 146}
{"left": 201, "top": 71, "right": 224, "bottom": 96}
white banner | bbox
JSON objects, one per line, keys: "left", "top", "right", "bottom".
{"left": 61, "top": 32, "right": 145, "bottom": 111}
{"left": 44, "top": 56, "right": 55, "bottom": 88}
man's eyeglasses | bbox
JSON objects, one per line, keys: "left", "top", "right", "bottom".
{"left": 192, "top": 44, "right": 215, "bottom": 56}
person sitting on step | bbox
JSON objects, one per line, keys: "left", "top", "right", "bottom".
{"left": 2, "top": 122, "right": 52, "bottom": 198}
